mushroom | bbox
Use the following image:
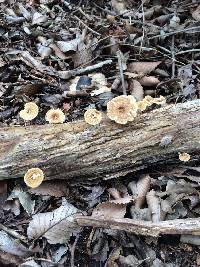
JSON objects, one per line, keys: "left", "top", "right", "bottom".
{"left": 107, "top": 95, "right": 138, "bottom": 124}
{"left": 143, "top": 95, "right": 154, "bottom": 106}
{"left": 137, "top": 100, "right": 148, "bottom": 111}
{"left": 179, "top": 152, "right": 190, "bottom": 162}
{"left": 24, "top": 168, "right": 44, "bottom": 188}
{"left": 84, "top": 109, "right": 102, "bottom": 125}
{"left": 153, "top": 95, "right": 166, "bottom": 105}
{"left": 19, "top": 102, "right": 39, "bottom": 121}
{"left": 45, "top": 108, "right": 65, "bottom": 124}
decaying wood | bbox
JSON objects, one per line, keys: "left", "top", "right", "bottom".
{"left": 0, "top": 100, "right": 200, "bottom": 182}
{"left": 76, "top": 216, "right": 200, "bottom": 237}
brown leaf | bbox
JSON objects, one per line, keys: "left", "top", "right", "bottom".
{"left": 110, "top": 196, "right": 135, "bottom": 204}
{"left": 28, "top": 181, "right": 69, "bottom": 197}
{"left": 129, "top": 79, "right": 144, "bottom": 101}
{"left": 128, "top": 61, "right": 161, "bottom": 75}
{"left": 138, "top": 76, "right": 160, "bottom": 86}
{"left": 146, "top": 190, "right": 161, "bottom": 222}
{"left": 128, "top": 175, "right": 151, "bottom": 208}
{"left": 27, "top": 200, "right": 81, "bottom": 244}
{"left": 192, "top": 6, "right": 200, "bottom": 22}
{"left": 72, "top": 46, "right": 93, "bottom": 68}
{"left": 92, "top": 202, "right": 126, "bottom": 219}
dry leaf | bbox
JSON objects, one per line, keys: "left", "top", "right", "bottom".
{"left": 89, "top": 73, "right": 111, "bottom": 96}
{"left": 57, "top": 38, "right": 81, "bottom": 53}
{"left": 0, "top": 231, "right": 29, "bottom": 257}
{"left": 110, "top": 196, "right": 135, "bottom": 204}
{"left": 192, "top": 6, "right": 200, "bottom": 22}
{"left": 138, "top": 76, "right": 160, "bottom": 86}
{"left": 111, "top": 0, "right": 127, "bottom": 14}
{"left": 128, "top": 175, "right": 151, "bottom": 208}
{"left": 129, "top": 79, "right": 144, "bottom": 101}
{"left": 27, "top": 200, "right": 82, "bottom": 244}
{"left": 128, "top": 61, "right": 161, "bottom": 75}
{"left": 146, "top": 190, "right": 161, "bottom": 222}
{"left": 32, "top": 12, "right": 48, "bottom": 25}
{"left": 92, "top": 202, "right": 126, "bottom": 219}
{"left": 28, "top": 181, "right": 69, "bottom": 197}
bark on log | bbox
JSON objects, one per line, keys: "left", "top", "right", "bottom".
{"left": 76, "top": 216, "right": 200, "bottom": 237}
{"left": 0, "top": 100, "right": 200, "bottom": 182}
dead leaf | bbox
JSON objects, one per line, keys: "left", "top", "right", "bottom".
{"left": 57, "top": 38, "right": 81, "bottom": 53}
{"left": 111, "top": 0, "right": 127, "bottom": 14}
{"left": 138, "top": 76, "right": 160, "bottom": 86}
{"left": 146, "top": 190, "right": 161, "bottom": 222}
{"left": 129, "top": 79, "right": 144, "bottom": 101}
{"left": 192, "top": 6, "right": 200, "bottom": 22}
{"left": 4, "top": 199, "right": 21, "bottom": 216}
{"left": 0, "top": 231, "right": 29, "bottom": 257}
{"left": 27, "top": 199, "right": 82, "bottom": 244}
{"left": 128, "top": 61, "right": 161, "bottom": 75}
{"left": 128, "top": 175, "right": 151, "bottom": 208}
{"left": 32, "top": 12, "right": 48, "bottom": 25}
{"left": 130, "top": 207, "right": 151, "bottom": 221}
{"left": 92, "top": 202, "right": 126, "bottom": 219}
{"left": 7, "top": 186, "right": 35, "bottom": 215}
{"left": 180, "top": 235, "right": 200, "bottom": 246}
{"left": 28, "top": 181, "right": 69, "bottom": 197}
{"left": 110, "top": 196, "right": 135, "bottom": 204}
{"left": 89, "top": 73, "right": 111, "bottom": 96}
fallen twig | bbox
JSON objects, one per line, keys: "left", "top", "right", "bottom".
{"left": 76, "top": 216, "right": 200, "bottom": 237}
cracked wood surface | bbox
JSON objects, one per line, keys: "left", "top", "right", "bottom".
{"left": 0, "top": 100, "right": 200, "bottom": 182}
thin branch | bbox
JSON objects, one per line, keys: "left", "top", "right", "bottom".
{"left": 76, "top": 216, "right": 200, "bottom": 237}
{"left": 149, "top": 26, "right": 200, "bottom": 39}
{"left": 0, "top": 223, "right": 27, "bottom": 242}
{"left": 117, "top": 50, "right": 126, "bottom": 95}
{"left": 73, "top": 15, "right": 101, "bottom": 36}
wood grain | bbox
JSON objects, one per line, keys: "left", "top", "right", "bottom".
{"left": 0, "top": 100, "right": 200, "bottom": 182}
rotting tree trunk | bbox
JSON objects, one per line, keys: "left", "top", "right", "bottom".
{"left": 0, "top": 100, "right": 200, "bottom": 183}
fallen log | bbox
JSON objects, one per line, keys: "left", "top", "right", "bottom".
{"left": 0, "top": 100, "right": 200, "bottom": 182}
{"left": 76, "top": 216, "right": 200, "bottom": 237}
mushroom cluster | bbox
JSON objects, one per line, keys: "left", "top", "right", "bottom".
{"left": 138, "top": 95, "right": 166, "bottom": 111}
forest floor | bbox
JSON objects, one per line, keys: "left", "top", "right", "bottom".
{"left": 0, "top": 0, "right": 200, "bottom": 266}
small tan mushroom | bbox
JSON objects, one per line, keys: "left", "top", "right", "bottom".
{"left": 19, "top": 102, "right": 39, "bottom": 121}
{"left": 137, "top": 100, "right": 148, "bottom": 111}
{"left": 24, "top": 168, "right": 44, "bottom": 188}
{"left": 179, "top": 152, "right": 190, "bottom": 162}
{"left": 107, "top": 95, "right": 138, "bottom": 124}
{"left": 143, "top": 95, "right": 154, "bottom": 106}
{"left": 153, "top": 95, "right": 166, "bottom": 105}
{"left": 84, "top": 109, "right": 102, "bottom": 125}
{"left": 45, "top": 108, "right": 65, "bottom": 124}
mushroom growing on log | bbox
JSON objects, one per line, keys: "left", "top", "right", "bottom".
{"left": 0, "top": 100, "right": 200, "bottom": 183}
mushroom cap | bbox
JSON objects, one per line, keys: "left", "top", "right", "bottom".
{"left": 24, "top": 168, "right": 44, "bottom": 188}
{"left": 19, "top": 102, "right": 39, "bottom": 121}
{"left": 107, "top": 95, "right": 138, "bottom": 124}
{"left": 137, "top": 100, "right": 148, "bottom": 111}
{"left": 153, "top": 95, "right": 166, "bottom": 105}
{"left": 143, "top": 95, "right": 154, "bottom": 106}
{"left": 179, "top": 152, "right": 190, "bottom": 162}
{"left": 84, "top": 109, "right": 102, "bottom": 125}
{"left": 45, "top": 108, "right": 65, "bottom": 124}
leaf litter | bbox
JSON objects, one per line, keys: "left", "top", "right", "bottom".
{"left": 0, "top": 0, "right": 200, "bottom": 266}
